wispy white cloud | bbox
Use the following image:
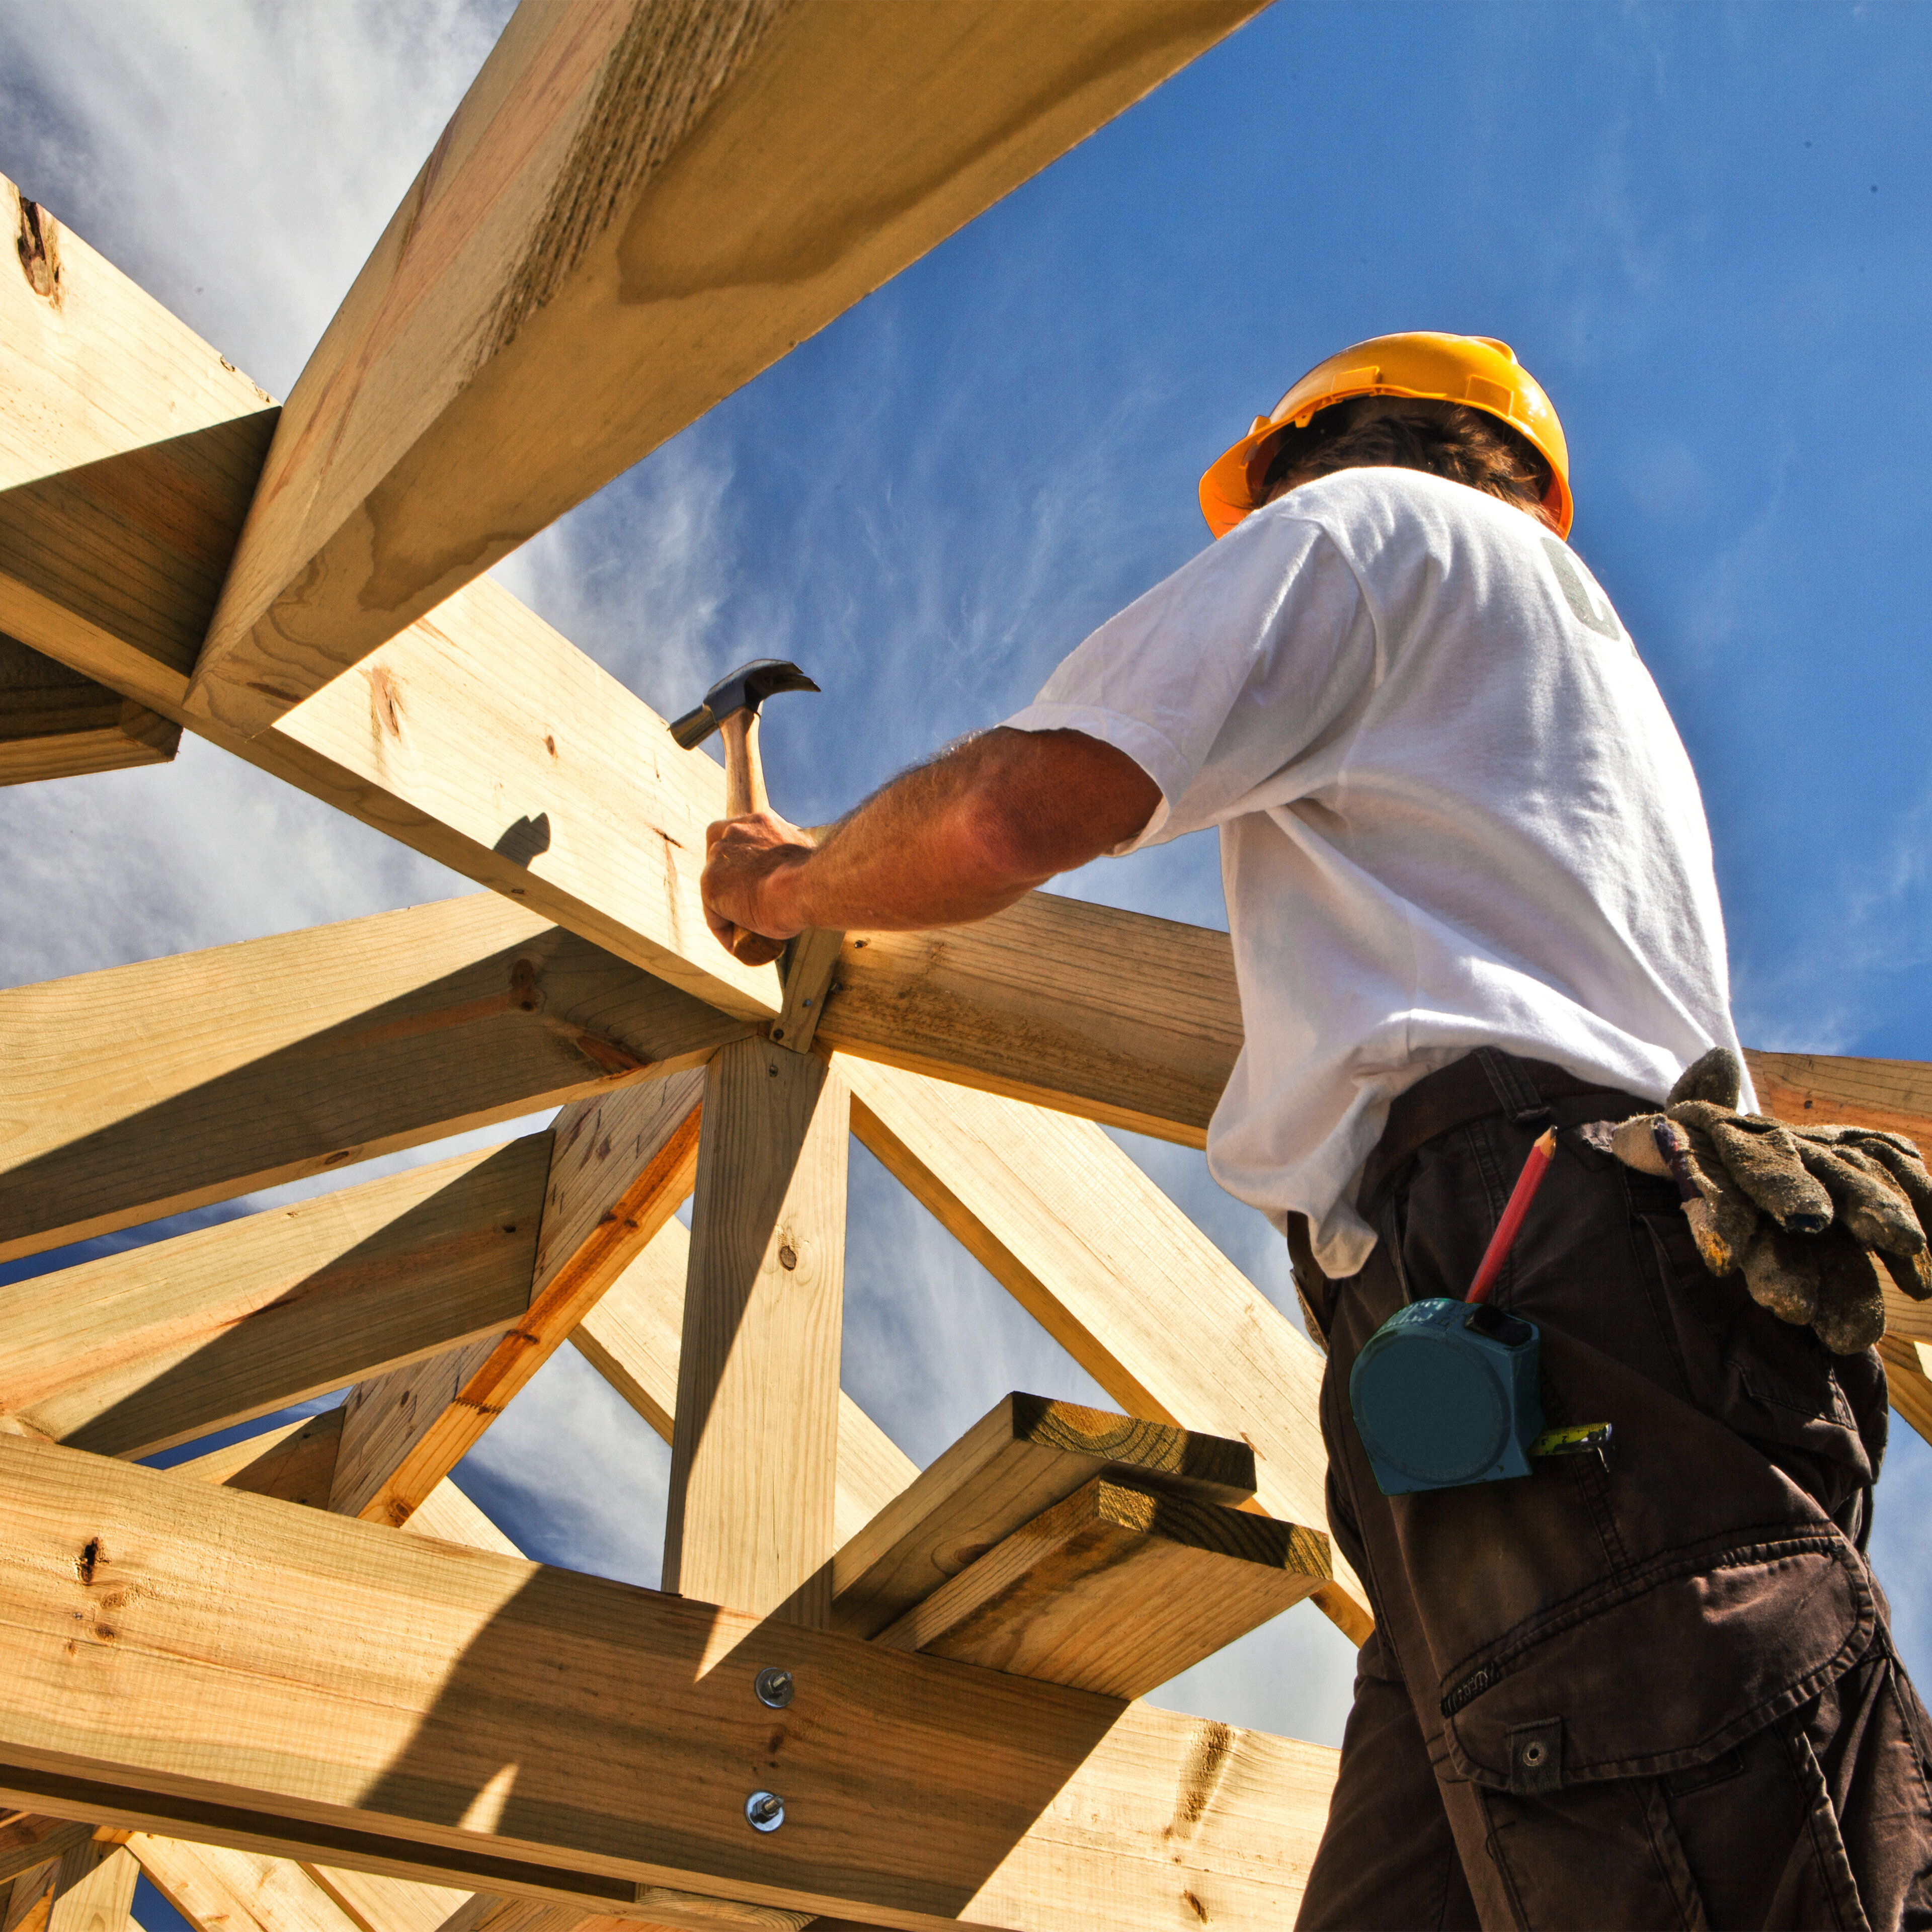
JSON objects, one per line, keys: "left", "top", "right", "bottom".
{"left": 0, "top": 0, "right": 515, "bottom": 394}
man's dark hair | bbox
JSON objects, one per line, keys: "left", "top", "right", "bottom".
{"left": 1259, "top": 397, "right": 1558, "bottom": 530}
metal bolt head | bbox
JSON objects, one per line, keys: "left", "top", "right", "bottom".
{"left": 745, "top": 1790, "right": 785, "bottom": 1832}
{"left": 754, "top": 1666, "right": 794, "bottom": 1709}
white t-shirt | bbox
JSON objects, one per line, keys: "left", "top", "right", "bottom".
{"left": 1002, "top": 466, "right": 1752, "bottom": 1276}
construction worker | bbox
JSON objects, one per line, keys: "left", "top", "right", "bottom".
{"left": 699, "top": 333, "right": 1932, "bottom": 1928}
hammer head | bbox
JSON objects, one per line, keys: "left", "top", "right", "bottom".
{"left": 667, "top": 659, "right": 820, "bottom": 750}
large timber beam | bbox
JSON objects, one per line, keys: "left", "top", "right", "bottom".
{"left": 0, "top": 894, "right": 741, "bottom": 1265}
{"left": 841, "top": 1058, "right": 1370, "bottom": 1641}
{"left": 185, "top": 0, "right": 1268, "bottom": 737}
{"left": 0, "top": 633, "right": 176, "bottom": 786}
{"left": 0, "top": 1435, "right": 1335, "bottom": 1931}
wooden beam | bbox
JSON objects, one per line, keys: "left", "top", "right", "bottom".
{"left": 0, "top": 894, "right": 741, "bottom": 1266}
{"left": 570, "top": 1216, "right": 915, "bottom": 1548}
{"left": 1, "top": 171, "right": 774, "bottom": 1022}
{"left": 186, "top": 0, "right": 1267, "bottom": 738}
{"left": 182, "top": 1412, "right": 345, "bottom": 1507}
{"left": 47, "top": 1848, "right": 135, "bottom": 1932}
{"left": 664, "top": 1043, "right": 848, "bottom": 1625}
{"left": 0, "top": 1434, "right": 1335, "bottom": 1930}
{"left": 304, "top": 1861, "right": 470, "bottom": 1932}
{"left": 1748, "top": 1051, "right": 1932, "bottom": 1143}
{"left": 0, "top": 1138, "right": 550, "bottom": 1458}
{"left": 830, "top": 1393, "right": 1258, "bottom": 1642}
{"left": 876, "top": 1474, "right": 1329, "bottom": 1700}
{"left": 131, "top": 1838, "right": 361, "bottom": 1932}
{"left": 841, "top": 1058, "right": 1372, "bottom": 1641}
{"left": 819, "top": 900, "right": 1242, "bottom": 1147}
{"left": 0, "top": 634, "right": 176, "bottom": 785}
{"left": 0, "top": 1827, "right": 93, "bottom": 1893}
{"left": 331, "top": 1072, "right": 705, "bottom": 1525}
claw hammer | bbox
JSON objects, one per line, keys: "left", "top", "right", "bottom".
{"left": 668, "top": 657, "right": 820, "bottom": 961}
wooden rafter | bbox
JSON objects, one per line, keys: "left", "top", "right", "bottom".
{"left": 0, "top": 1139, "right": 549, "bottom": 1458}
{"left": 0, "top": 895, "right": 738, "bottom": 1266}
{"left": 185, "top": 0, "right": 1269, "bottom": 738}
{"left": 330, "top": 1071, "right": 703, "bottom": 1526}
{"left": 664, "top": 1044, "right": 849, "bottom": 1626}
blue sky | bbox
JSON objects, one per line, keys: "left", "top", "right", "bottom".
{"left": 3, "top": 2, "right": 1929, "bottom": 1878}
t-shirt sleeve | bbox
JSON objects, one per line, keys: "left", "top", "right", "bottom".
{"left": 999, "top": 506, "right": 1377, "bottom": 851}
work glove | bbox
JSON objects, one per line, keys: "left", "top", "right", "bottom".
{"left": 1601, "top": 1047, "right": 1932, "bottom": 1354}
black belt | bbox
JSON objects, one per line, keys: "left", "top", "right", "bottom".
{"left": 1356, "top": 1048, "right": 1653, "bottom": 1214}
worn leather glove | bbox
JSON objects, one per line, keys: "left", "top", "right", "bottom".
{"left": 1603, "top": 1048, "right": 1932, "bottom": 1353}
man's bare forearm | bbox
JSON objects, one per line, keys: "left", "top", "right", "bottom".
{"left": 701, "top": 728, "right": 1161, "bottom": 947}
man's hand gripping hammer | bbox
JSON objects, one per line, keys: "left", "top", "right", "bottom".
{"left": 669, "top": 657, "right": 819, "bottom": 963}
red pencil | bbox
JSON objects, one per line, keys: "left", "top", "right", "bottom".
{"left": 1466, "top": 1127, "right": 1559, "bottom": 1304}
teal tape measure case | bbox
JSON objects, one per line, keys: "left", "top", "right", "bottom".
{"left": 1349, "top": 1300, "right": 1544, "bottom": 1496}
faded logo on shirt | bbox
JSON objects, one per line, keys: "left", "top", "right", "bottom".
{"left": 1542, "top": 536, "right": 1633, "bottom": 654}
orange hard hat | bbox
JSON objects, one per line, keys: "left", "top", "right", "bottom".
{"left": 1197, "top": 332, "right": 1573, "bottom": 539}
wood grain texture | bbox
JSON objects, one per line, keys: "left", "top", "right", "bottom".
{"left": 332, "top": 1072, "right": 706, "bottom": 1526}
{"left": 818, "top": 897, "right": 1242, "bottom": 1147}
{"left": 664, "top": 1044, "right": 847, "bottom": 1625}
{"left": 0, "top": 1827, "right": 93, "bottom": 1892}
{"left": 0, "top": 179, "right": 278, "bottom": 694}
{"left": 186, "top": 0, "right": 1266, "bottom": 737}
{"left": 876, "top": 1474, "right": 1329, "bottom": 1700}
{"left": 0, "top": 1435, "right": 1336, "bottom": 1931}
{"left": 830, "top": 1393, "right": 1255, "bottom": 1642}
{"left": 0, "top": 893, "right": 740, "bottom": 1266}
{"left": 843, "top": 1058, "right": 1371, "bottom": 1642}
{"left": 398, "top": 1485, "right": 521, "bottom": 1562}
{"left": 45, "top": 1849, "right": 134, "bottom": 1932}
{"left": 130, "top": 1839, "right": 361, "bottom": 1932}
{"left": 0, "top": 1138, "right": 549, "bottom": 1458}
{"left": 302, "top": 1868, "right": 471, "bottom": 1932}
{"left": 179, "top": 1411, "right": 345, "bottom": 1508}
{"left": 0, "top": 168, "right": 775, "bottom": 1022}
{"left": 1, "top": 1834, "right": 103, "bottom": 1932}
{"left": 1748, "top": 1051, "right": 1932, "bottom": 1144}
{"left": 0, "top": 635, "right": 177, "bottom": 785}
{"left": 569, "top": 1217, "right": 917, "bottom": 1548}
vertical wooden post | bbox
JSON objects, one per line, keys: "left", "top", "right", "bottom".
{"left": 663, "top": 1038, "right": 848, "bottom": 1626}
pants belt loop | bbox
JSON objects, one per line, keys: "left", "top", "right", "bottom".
{"left": 1474, "top": 1046, "right": 1555, "bottom": 1126}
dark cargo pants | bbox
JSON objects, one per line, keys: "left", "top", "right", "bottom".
{"left": 1292, "top": 1057, "right": 1932, "bottom": 1931}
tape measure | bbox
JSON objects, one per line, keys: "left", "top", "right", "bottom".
{"left": 1349, "top": 1299, "right": 1544, "bottom": 1494}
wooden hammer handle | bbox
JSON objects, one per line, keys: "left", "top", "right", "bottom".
{"left": 716, "top": 709, "right": 767, "bottom": 819}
